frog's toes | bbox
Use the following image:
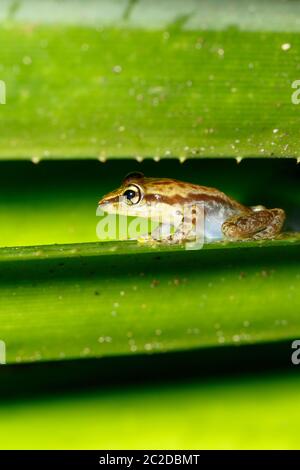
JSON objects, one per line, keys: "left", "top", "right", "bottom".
{"left": 137, "top": 236, "right": 159, "bottom": 247}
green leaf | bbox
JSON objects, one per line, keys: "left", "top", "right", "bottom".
{"left": 0, "top": 0, "right": 300, "bottom": 159}
{"left": 0, "top": 1, "right": 299, "bottom": 451}
{"left": 0, "top": 238, "right": 299, "bottom": 364}
{"left": 0, "top": 354, "right": 299, "bottom": 449}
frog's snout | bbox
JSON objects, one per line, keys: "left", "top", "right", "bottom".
{"left": 98, "top": 187, "right": 121, "bottom": 207}
{"left": 98, "top": 197, "right": 108, "bottom": 206}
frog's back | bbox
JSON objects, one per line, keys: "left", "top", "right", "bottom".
{"left": 143, "top": 178, "right": 249, "bottom": 241}
{"left": 144, "top": 177, "right": 247, "bottom": 212}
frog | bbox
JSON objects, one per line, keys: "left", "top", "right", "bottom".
{"left": 98, "top": 172, "right": 285, "bottom": 243}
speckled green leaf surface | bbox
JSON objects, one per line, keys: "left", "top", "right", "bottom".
{"left": 0, "top": 0, "right": 300, "bottom": 159}
{"left": 1, "top": 241, "right": 299, "bottom": 364}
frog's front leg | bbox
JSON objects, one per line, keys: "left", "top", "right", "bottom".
{"left": 167, "top": 206, "right": 205, "bottom": 244}
{"left": 143, "top": 218, "right": 192, "bottom": 245}
{"left": 222, "top": 208, "right": 285, "bottom": 240}
{"left": 137, "top": 222, "right": 178, "bottom": 245}
{"left": 151, "top": 221, "right": 185, "bottom": 244}
{"left": 162, "top": 217, "right": 199, "bottom": 244}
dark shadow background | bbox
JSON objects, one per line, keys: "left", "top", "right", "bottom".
{"left": 0, "top": 340, "right": 297, "bottom": 402}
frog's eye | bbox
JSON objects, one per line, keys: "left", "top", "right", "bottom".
{"left": 122, "top": 184, "right": 142, "bottom": 205}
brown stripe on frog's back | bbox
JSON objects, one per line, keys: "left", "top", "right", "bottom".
{"left": 144, "top": 190, "right": 249, "bottom": 212}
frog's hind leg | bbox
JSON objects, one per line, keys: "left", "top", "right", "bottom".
{"left": 252, "top": 209, "right": 286, "bottom": 239}
{"left": 222, "top": 208, "right": 285, "bottom": 240}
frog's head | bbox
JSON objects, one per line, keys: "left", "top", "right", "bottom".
{"left": 98, "top": 172, "right": 145, "bottom": 216}
{"left": 98, "top": 172, "right": 181, "bottom": 220}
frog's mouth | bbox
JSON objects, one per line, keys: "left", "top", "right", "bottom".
{"left": 98, "top": 195, "right": 141, "bottom": 218}
{"left": 98, "top": 190, "right": 126, "bottom": 213}
{"left": 98, "top": 190, "right": 120, "bottom": 207}
{"left": 98, "top": 198, "right": 113, "bottom": 209}
{"left": 98, "top": 198, "right": 120, "bottom": 216}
